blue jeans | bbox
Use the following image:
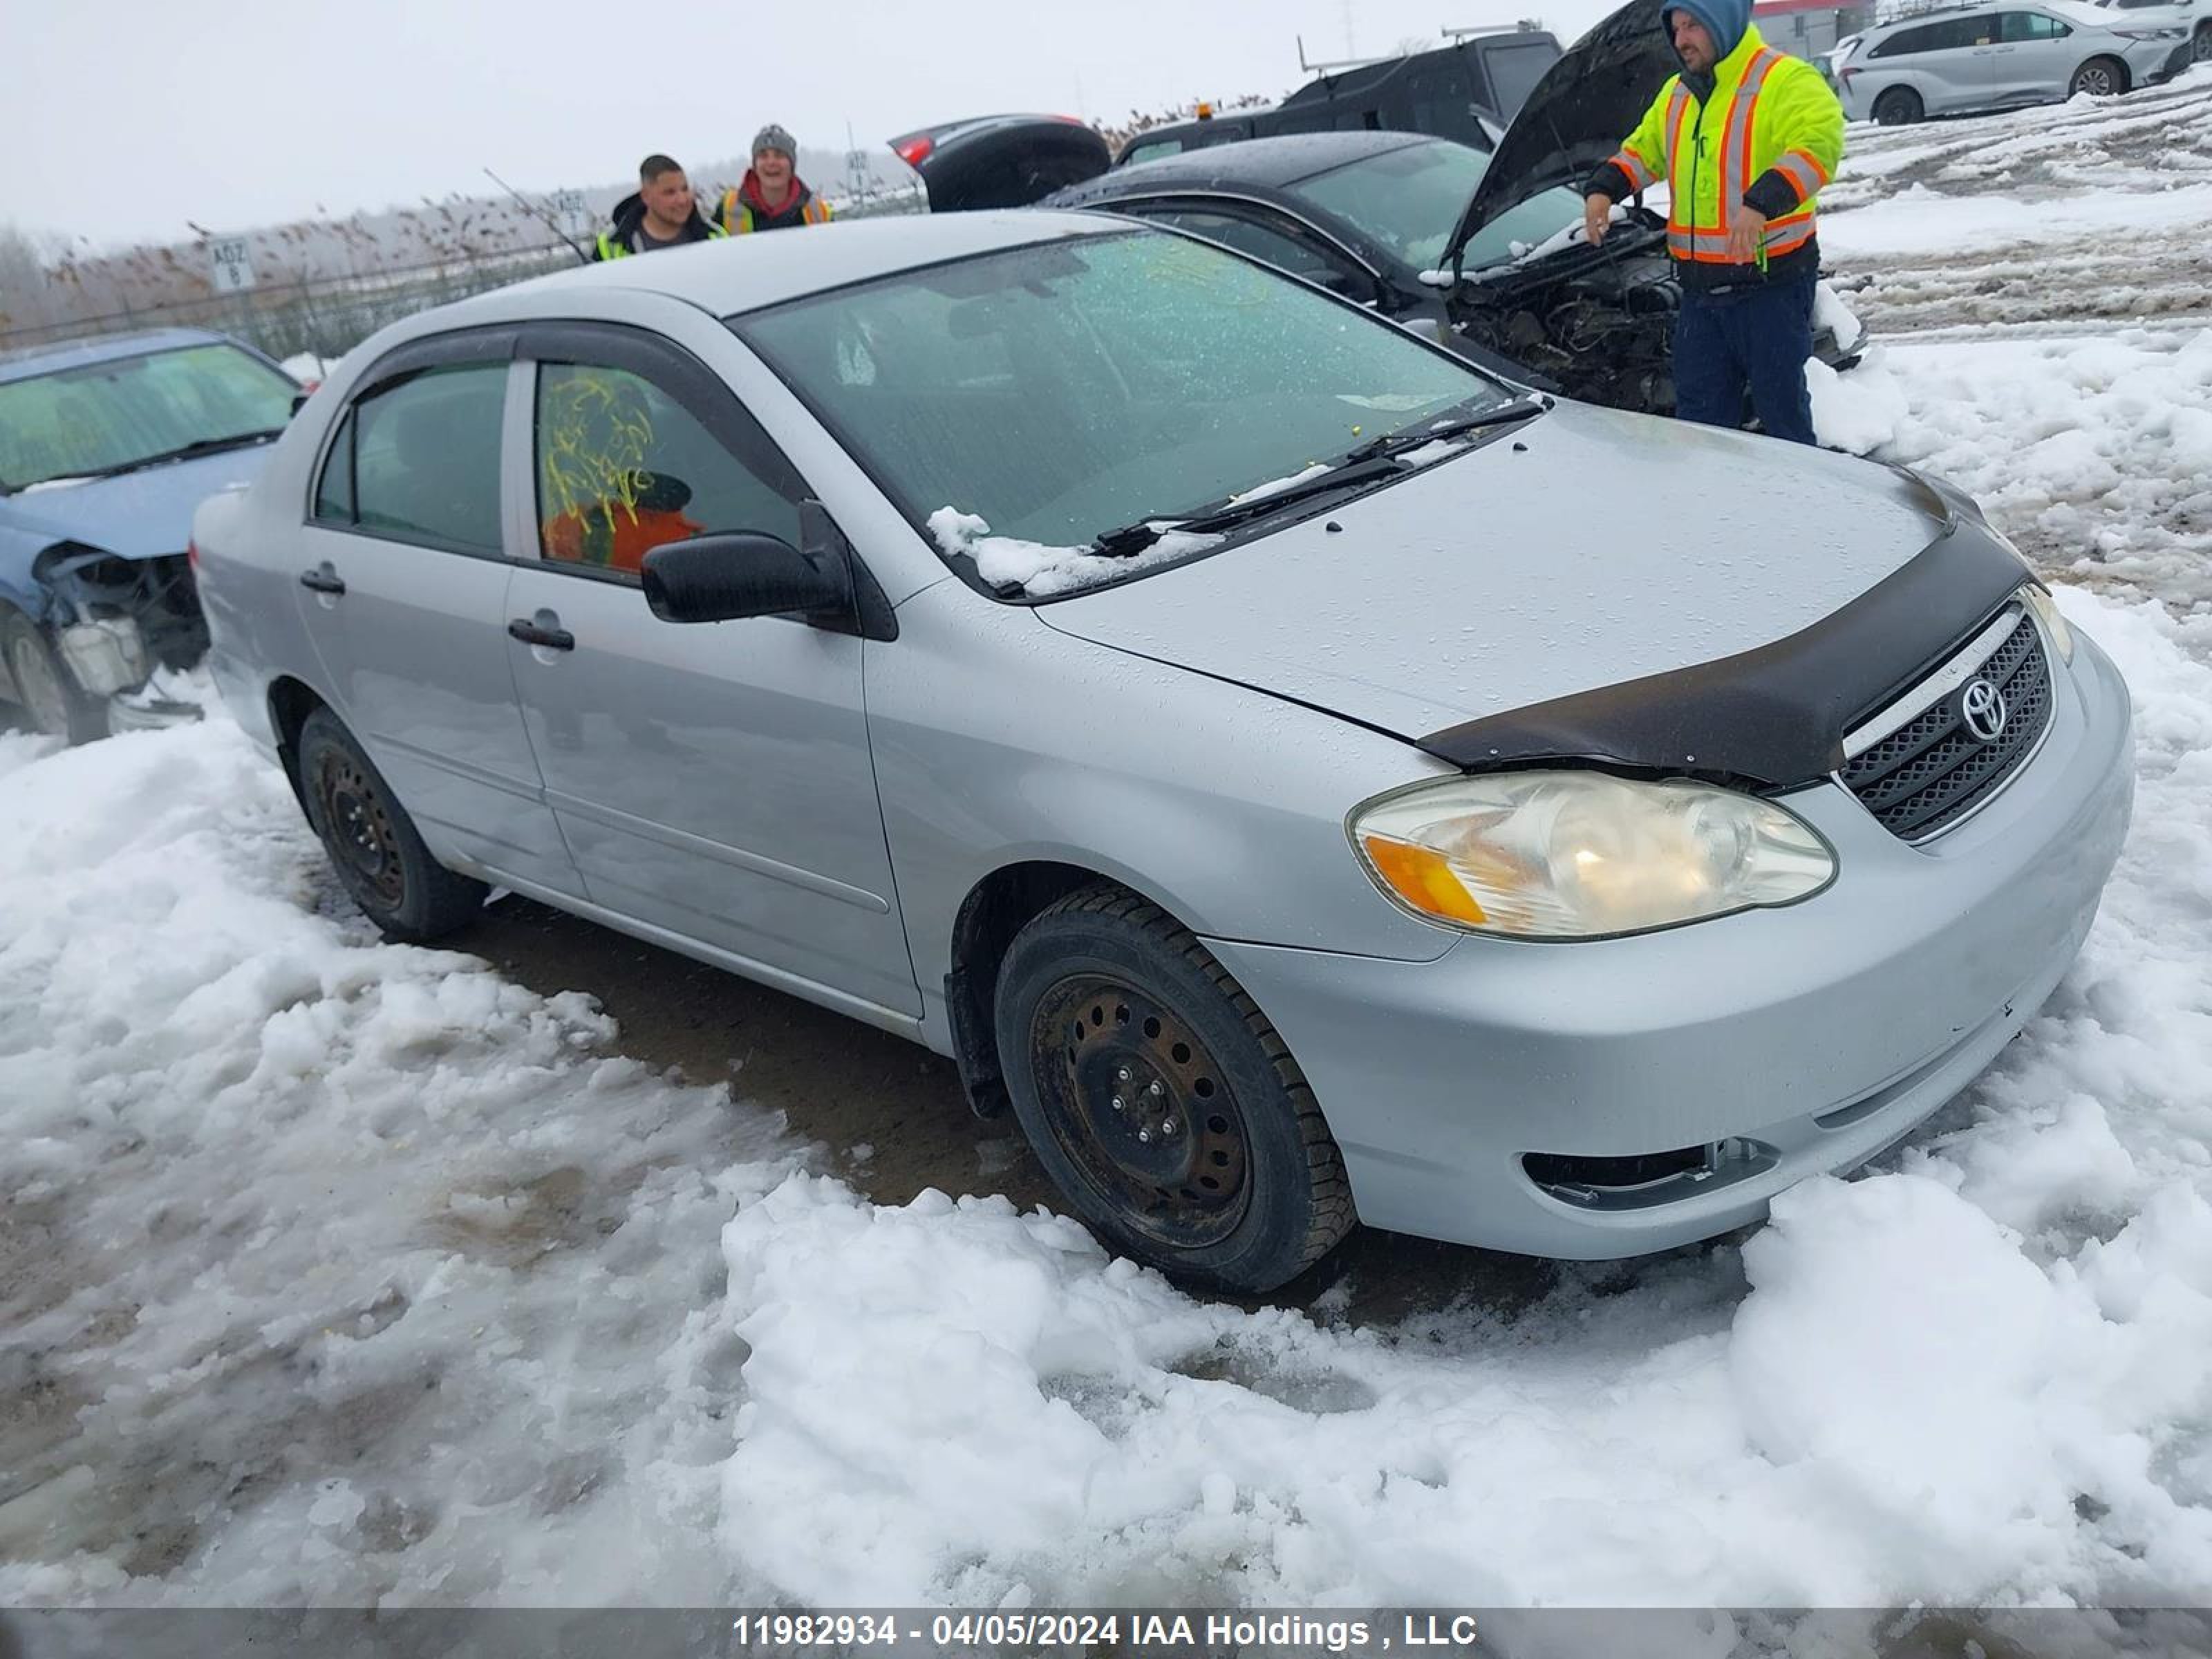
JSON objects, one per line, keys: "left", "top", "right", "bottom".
{"left": 1673, "top": 272, "right": 1818, "bottom": 446}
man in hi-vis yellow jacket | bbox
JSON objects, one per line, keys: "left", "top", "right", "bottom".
{"left": 1581, "top": 0, "right": 1844, "bottom": 444}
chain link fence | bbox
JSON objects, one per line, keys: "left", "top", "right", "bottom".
{"left": 0, "top": 242, "right": 583, "bottom": 368}
{"left": 3, "top": 188, "right": 931, "bottom": 371}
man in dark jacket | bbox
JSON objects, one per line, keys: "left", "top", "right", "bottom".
{"left": 594, "top": 155, "right": 724, "bottom": 260}
{"left": 718, "top": 126, "right": 832, "bottom": 233}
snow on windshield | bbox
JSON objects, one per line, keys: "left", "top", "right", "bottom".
{"left": 927, "top": 507, "right": 1222, "bottom": 597}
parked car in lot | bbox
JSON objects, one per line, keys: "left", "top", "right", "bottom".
{"left": 196, "top": 215, "right": 2132, "bottom": 1293}
{"left": 901, "top": 0, "right": 1866, "bottom": 415}
{"left": 1830, "top": 0, "right": 2192, "bottom": 124}
{"left": 2088, "top": 0, "right": 2212, "bottom": 59}
{"left": 0, "top": 327, "right": 299, "bottom": 740}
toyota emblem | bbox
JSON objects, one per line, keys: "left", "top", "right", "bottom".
{"left": 1960, "top": 678, "right": 2008, "bottom": 742}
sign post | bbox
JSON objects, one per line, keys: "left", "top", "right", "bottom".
{"left": 207, "top": 236, "right": 257, "bottom": 294}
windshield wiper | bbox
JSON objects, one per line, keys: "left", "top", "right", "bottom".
{"left": 1340, "top": 397, "right": 1548, "bottom": 465}
{"left": 88, "top": 428, "right": 285, "bottom": 480}
{"left": 1091, "top": 457, "right": 1409, "bottom": 558}
{"left": 1089, "top": 397, "right": 1549, "bottom": 559}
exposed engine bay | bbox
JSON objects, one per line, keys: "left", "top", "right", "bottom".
{"left": 1447, "top": 209, "right": 1683, "bottom": 415}
{"left": 26, "top": 543, "right": 208, "bottom": 701}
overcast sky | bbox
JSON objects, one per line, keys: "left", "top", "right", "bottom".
{"left": 4, "top": 0, "right": 1624, "bottom": 250}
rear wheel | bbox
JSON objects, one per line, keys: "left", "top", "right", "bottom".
{"left": 297, "top": 706, "right": 487, "bottom": 942}
{"left": 2194, "top": 24, "right": 2211, "bottom": 62}
{"left": 1873, "top": 87, "right": 1923, "bottom": 126}
{"left": 1, "top": 613, "right": 106, "bottom": 744}
{"left": 993, "top": 883, "right": 1353, "bottom": 1295}
{"left": 2069, "top": 56, "right": 2126, "bottom": 97}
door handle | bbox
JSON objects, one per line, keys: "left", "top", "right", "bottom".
{"left": 298, "top": 565, "right": 346, "bottom": 596}
{"left": 508, "top": 617, "right": 576, "bottom": 651}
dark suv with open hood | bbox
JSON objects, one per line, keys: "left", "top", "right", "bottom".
{"left": 893, "top": 0, "right": 1865, "bottom": 416}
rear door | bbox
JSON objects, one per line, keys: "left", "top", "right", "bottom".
{"left": 501, "top": 320, "right": 919, "bottom": 1023}
{"left": 1865, "top": 17, "right": 1993, "bottom": 111}
{"left": 292, "top": 330, "right": 577, "bottom": 895}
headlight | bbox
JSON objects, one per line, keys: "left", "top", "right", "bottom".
{"left": 2023, "top": 583, "right": 2076, "bottom": 663}
{"left": 1352, "top": 771, "right": 1835, "bottom": 939}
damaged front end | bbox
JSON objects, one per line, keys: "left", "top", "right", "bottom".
{"left": 34, "top": 543, "right": 209, "bottom": 727}
{"left": 1452, "top": 216, "right": 1683, "bottom": 413}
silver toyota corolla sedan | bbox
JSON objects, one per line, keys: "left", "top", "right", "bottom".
{"left": 192, "top": 213, "right": 2133, "bottom": 1293}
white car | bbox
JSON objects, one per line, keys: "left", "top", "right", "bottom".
{"left": 2090, "top": 0, "right": 2212, "bottom": 59}
{"left": 1832, "top": 0, "right": 2192, "bottom": 124}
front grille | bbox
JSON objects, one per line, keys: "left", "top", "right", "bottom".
{"left": 1841, "top": 609, "right": 2052, "bottom": 841}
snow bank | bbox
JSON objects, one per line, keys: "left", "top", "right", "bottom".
{"left": 1855, "top": 329, "right": 2212, "bottom": 620}
{"left": 0, "top": 720, "right": 792, "bottom": 1604}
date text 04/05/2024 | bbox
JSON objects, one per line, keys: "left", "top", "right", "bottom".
{"left": 724, "top": 1613, "right": 1484, "bottom": 1651}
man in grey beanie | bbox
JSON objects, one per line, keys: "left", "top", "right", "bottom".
{"left": 719, "top": 124, "right": 832, "bottom": 233}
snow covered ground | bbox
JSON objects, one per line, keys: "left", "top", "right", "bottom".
{"left": 5, "top": 77, "right": 2212, "bottom": 1615}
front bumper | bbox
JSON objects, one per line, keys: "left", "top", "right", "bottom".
{"left": 1206, "top": 628, "right": 2135, "bottom": 1259}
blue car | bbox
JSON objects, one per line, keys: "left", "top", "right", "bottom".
{"left": 0, "top": 327, "right": 300, "bottom": 740}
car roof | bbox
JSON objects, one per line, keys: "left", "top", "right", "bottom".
{"left": 1863, "top": 0, "right": 2109, "bottom": 28}
{"left": 0, "top": 326, "right": 234, "bottom": 384}
{"left": 1080, "top": 131, "right": 1440, "bottom": 196}
{"left": 478, "top": 210, "right": 1124, "bottom": 321}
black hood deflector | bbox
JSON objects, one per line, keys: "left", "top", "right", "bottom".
{"left": 1447, "top": 0, "right": 1676, "bottom": 262}
{"left": 1418, "top": 498, "right": 2036, "bottom": 789}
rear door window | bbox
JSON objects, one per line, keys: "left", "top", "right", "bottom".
{"left": 321, "top": 364, "right": 508, "bottom": 554}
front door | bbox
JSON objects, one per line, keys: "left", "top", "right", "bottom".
{"left": 501, "top": 322, "right": 919, "bottom": 1024}
{"left": 292, "top": 332, "right": 578, "bottom": 895}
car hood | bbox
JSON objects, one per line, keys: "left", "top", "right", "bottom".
{"left": 0, "top": 443, "right": 276, "bottom": 559}
{"left": 1036, "top": 402, "right": 2020, "bottom": 785}
{"left": 1445, "top": 0, "right": 1675, "bottom": 261}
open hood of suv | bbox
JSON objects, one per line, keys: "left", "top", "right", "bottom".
{"left": 1445, "top": 0, "right": 1675, "bottom": 263}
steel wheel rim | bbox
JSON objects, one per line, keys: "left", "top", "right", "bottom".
{"left": 10, "top": 636, "right": 73, "bottom": 736}
{"left": 315, "top": 750, "right": 406, "bottom": 911}
{"left": 1029, "top": 973, "right": 1252, "bottom": 1249}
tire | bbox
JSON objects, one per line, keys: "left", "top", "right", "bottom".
{"left": 1873, "top": 87, "right": 1923, "bottom": 126}
{"left": 2069, "top": 56, "right": 2126, "bottom": 97}
{"left": 992, "top": 883, "right": 1353, "bottom": 1295}
{"left": 2194, "top": 24, "right": 2211, "bottom": 64}
{"left": 1, "top": 612, "right": 108, "bottom": 744}
{"left": 296, "top": 706, "right": 487, "bottom": 943}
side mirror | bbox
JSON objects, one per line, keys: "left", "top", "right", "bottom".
{"left": 641, "top": 532, "right": 847, "bottom": 625}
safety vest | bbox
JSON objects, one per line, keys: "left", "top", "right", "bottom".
{"left": 1607, "top": 28, "right": 1841, "bottom": 270}
{"left": 595, "top": 222, "right": 725, "bottom": 261}
{"left": 719, "top": 188, "right": 832, "bottom": 233}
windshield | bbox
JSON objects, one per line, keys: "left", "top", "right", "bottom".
{"left": 1286, "top": 140, "right": 1492, "bottom": 274}
{"left": 1459, "top": 185, "right": 1590, "bottom": 271}
{"left": 0, "top": 341, "right": 296, "bottom": 492}
{"left": 734, "top": 229, "right": 1508, "bottom": 591}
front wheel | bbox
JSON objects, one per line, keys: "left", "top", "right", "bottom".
{"left": 297, "top": 706, "right": 487, "bottom": 942}
{"left": 2069, "top": 56, "right": 2126, "bottom": 97}
{"left": 1, "top": 613, "right": 107, "bottom": 744}
{"left": 2194, "top": 24, "right": 2211, "bottom": 63}
{"left": 993, "top": 884, "right": 1354, "bottom": 1295}
{"left": 1873, "top": 87, "right": 1923, "bottom": 126}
